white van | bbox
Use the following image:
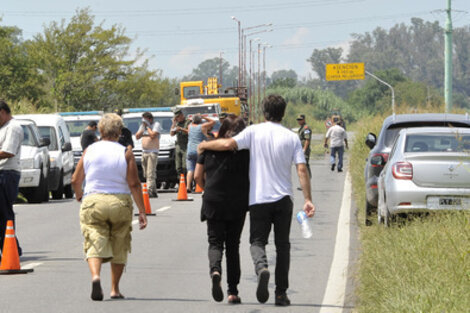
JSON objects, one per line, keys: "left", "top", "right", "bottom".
{"left": 16, "top": 114, "right": 74, "bottom": 200}
{"left": 60, "top": 111, "right": 102, "bottom": 168}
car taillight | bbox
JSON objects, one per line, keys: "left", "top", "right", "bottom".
{"left": 370, "top": 153, "right": 389, "bottom": 167}
{"left": 392, "top": 162, "right": 413, "bottom": 180}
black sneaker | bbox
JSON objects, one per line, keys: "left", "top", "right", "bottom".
{"left": 338, "top": 168, "right": 343, "bottom": 172}
{"left": 256, "top": 268, "right": 270, "bottom": 303}
{"left": 275, "top": 293, "right": 291, "bottom": 306}
{"left": 331, "top": 164, "right": 335, "bottom": 171}
{"left": 211, "top": 272, "right": 223, "bottom": 302}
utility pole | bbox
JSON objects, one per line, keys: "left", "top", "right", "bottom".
{"left": 445, "top": 0, "right": 453, "bottom": 112}
{"left": 219, "top": 52, "right": 224, "bottom": 86}
{"left": 366, "top": 71, "right": 395, "bottom": 114}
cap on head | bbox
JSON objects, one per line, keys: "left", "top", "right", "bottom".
{"left": 174, "top": 109, "right": 183, "bottom": 116}
{"left": 296, "top": 114, "right": 305, "bottom": 121}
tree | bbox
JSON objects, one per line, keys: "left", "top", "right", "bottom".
{"left": 183, "top": 57, "right": 239, "bottom": 89}
{"left": 0, "top": 24, "right": 44, "bottom": 103}
{"left": 269, "top": 69, "right": 298, "bottom": 88}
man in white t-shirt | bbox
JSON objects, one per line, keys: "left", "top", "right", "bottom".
{"left": 0, "top": 100, "right": 24, "bottom": 259}
{"left": 324, "top": 120, "right": 348, "bottom": 172}
{"left": 198, "top": 95, "right": 315, "bottom": 306}
{"left": 136, "top": 112, "right": 161, "bottom": 197}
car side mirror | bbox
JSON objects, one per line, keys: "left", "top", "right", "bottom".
{"left": 62, "top": 142, "right": 72, "bottom": 152}
{"left": 365, "top": 133, "right": 377, "bottom": 149}
{"left": 40, "top": 137, "right": 50, "bottom": 147}
{"left": 370, "top": 154, "right": 386, "bottom": 166}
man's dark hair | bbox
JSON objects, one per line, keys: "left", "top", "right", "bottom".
{"left": 0, "top": 99, "right": 11, "bottom": 114}
{"left": 262, "top": 94, "right": 286, "bottom": 122}
{"left": 142, "top": 112, "right": 153, "bottom": 120}
{"left": 88, "top": 121, "right": 97, "bottom": 127}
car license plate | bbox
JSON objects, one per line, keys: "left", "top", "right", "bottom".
{"left": 439, "top": 198, "right": 462, "bottom": 206}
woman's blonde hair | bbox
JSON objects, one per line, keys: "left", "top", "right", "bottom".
{"left": 98, "top": 113, "right": 123, "bottom": 140}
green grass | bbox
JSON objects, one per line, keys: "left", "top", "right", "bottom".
{"left": 350, "top": 108, "right": 470, "bottom": 313}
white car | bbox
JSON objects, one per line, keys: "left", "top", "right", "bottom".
{"left": 17, "top": 114, "right": 75, "bottom": 200}
{"left": 122, "top": 108, "right": 178, "bottom": 189}
{"left": 15, "top": 119, "right": 50, "bottom": 203}
{"left": 377, "top": 127, "right": 470, "bottom": 226}
{"left": 60, "top": 111, "right": 102, "bottom": 168}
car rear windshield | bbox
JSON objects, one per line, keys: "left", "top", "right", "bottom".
{"left": 384, "top": 121, "right": 470, "bottom": 147}
{"left": 405, "top": 133, "right": 470, "bottom": 153}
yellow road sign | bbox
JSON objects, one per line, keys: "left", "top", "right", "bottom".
{"left": 326, "top": 63, "right": 365, "bottom": 81}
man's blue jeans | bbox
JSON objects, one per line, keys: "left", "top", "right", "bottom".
{"left": 330, "top": 146, "right": 344, "bottom": 170}
{"left": 0, "top": 170, "right": 21, "bottom": 258}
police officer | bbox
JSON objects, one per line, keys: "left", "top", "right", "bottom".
{"left": 296, "top": 114, "right": 312, "bottom": 178}
{"left": 170, "top": 109, "right": 190, "bottom": 186}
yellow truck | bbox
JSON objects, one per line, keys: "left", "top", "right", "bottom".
{"left": 178, "top": 77, "right": 247, "bottom": 117}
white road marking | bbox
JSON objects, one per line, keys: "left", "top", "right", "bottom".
{"left": 319, "top": 171, "right": 352, "bottom": 313}
{"left": 22, "top": 262, "right": 42, "bottom": 270}
{"left": 156, "top": 206, "right": 171, "bottom": 212}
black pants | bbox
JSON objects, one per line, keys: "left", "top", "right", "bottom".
{"left": 0, "top": 170, "right": 21, "bottom": 258}
{"left": 249, "top": 196, "right": 293, "bottom": 295}
{"left": 207, "top": 214, "right": 246, "bottom": 295}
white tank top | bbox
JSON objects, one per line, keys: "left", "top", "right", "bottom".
{"left": 84, "top": 141, "right": 130, "bottom": 195}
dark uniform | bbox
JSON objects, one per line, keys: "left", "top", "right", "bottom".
{"left": 297, "top": 115, "right": 312, "bottom": 178}
{"left": 174, "top": 117, "right": 191, "bottom": 177}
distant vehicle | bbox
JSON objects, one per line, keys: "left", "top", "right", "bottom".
{"left": 121, "top": 107, "right": 178, "bottom": 189}
{"left": 60, "top": 111, "right": 102, "bottom": 168}
{"left": 17, "top": 114, "right": 74, "bottom": 200}
{"left": 364, "top": 113, "right": 470, "bottom": 224}
{"left": 16, "top": 119, "right": 50, "bottom": 203}
{"left": 377, "top": 127, "right": 470, "bottom": 226}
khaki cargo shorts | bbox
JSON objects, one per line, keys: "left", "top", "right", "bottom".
{"left": 79, "top": 194, "right": 133, "bottom": 264}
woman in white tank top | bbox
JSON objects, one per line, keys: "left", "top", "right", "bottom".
{"left": 71, "top": 113, "right": 148, "bottom": 301}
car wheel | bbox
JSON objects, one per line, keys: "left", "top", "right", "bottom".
{"left": 156, "top": 182, "right": 162, "bottom": 189}
{"left": 64, "top": 184, "right": 74, "bottom": 199}
{"left": 365, "top": 198, "right": 374, "bottom": 226}
{"left": 169, "top": 182, "right": 176, "bottom": 189}
{"left": 384, "top": 208, "right": 391, "bottom": 227}
{"left": 27, "top": 169, "right": 47, "bottom": 203}
{"left": 52, "top": 171, "right": 64, "bottom": 200}
{"left": 163, "top": 182, "right": 170, "bottom": 190}
{"left": 42, "top": 175, "right": 50, "bottom": 203}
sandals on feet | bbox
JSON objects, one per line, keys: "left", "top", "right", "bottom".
{"left": 91, "top": 280, "right": 103, "bottom": 301}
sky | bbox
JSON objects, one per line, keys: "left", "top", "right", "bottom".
{"left": 2, "top": 0, "right": 470, "bottom": 81}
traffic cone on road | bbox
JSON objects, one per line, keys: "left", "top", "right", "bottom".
{"left": 194, "top": 183, "right": 204, "bottom": 194}
{"left": 173, "top": 174, "right": 193, "bottom": 201}
{"left": 0, "top": 220, "right": 33, "bottom": 275}
{"left": 135, "top": 183, "right": 156, "bottom": 216}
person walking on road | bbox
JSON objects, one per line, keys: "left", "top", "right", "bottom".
{"left": 186, "top": 114, "right": 215, "bottom": 192}
{"left": 170, "top": 109, "right": 190, "bottom": 188}
{"left": 0, "top": 100, "right": 23, "bottom": 261}
{"left": 198, "top": 94, "right": 315, "bottom": 306}
{"left": 194, "top": 115, "right": 249, "bottom": 304}
{"left": 296, "top": 114, "right": 312, "bottom": 178}
{"left": 80, "top": 121, "right": 98, "bottom": 151}
{"left": 71, "top": 113, "right": 148, "bottom": 301}
{"left": 136, "top": 112, "right": 161, "bottom": 198}
{"left": 324, "top": 120, "right": 348, "bottom": 172}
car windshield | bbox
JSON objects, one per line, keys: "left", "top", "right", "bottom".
{"left": 21, "top": 125, "right": 37, "bottom": 146}
{"left": 123, "top": 117, "right": 172, "bottom": 135}
{"left": 66, "top": 120, "right": 95, "bottom": 137}
{"left": 405, "top": 133, "right": 470, "bottom": 153}
{"left": 183, "top": 86, "right": 201, "bottom": 99}
{"left": 38, "top": 126, "right": 58, "bottom": 151}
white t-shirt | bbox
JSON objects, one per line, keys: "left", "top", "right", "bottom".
{"left": 0, "top": 119, "right": 23, "bottom": 171}
{"left": 325, "top": 124, "right": 347, "bottom": 148}
{"left": 234, "top": 122, "right": 306, "bottom": 206}
{"left": 139, "top": 121, "right": 162, "bottom": 153}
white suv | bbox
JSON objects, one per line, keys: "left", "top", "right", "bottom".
{"left": 15, "top": 119, "right": 50, "bottom": 203}
{"left": 17, "top": 114, "right": 74, "bottom": 200}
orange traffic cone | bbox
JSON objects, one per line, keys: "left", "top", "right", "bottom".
{"left": 0, "top": 220, "right": 33, "bottom": 274}
{"left": 173, "top": 174, "right": 193, "bottom": 201}
{"left": 135, "top": 183, "right": 156, "bottom": 216}
{"left": 194, "top": 183, "right": 204, "bottom": 194}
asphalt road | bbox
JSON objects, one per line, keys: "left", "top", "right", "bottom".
{"left": 1, "top": 153, "right": 358, "bottom": 313}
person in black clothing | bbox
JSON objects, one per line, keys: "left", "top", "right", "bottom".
{"left": 194, "top": 115, "right": 249, "bottom": 304}
{"left": 114, "top": 109, "right": 134, "bottom": 150}
{"left": 80, "top": 121, "right": 98, "bottom": 151}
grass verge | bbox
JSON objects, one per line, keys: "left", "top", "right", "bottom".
{"left": 350, "top": 111, "right": 470, "bottom": 313}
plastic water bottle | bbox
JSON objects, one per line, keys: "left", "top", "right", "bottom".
{"left": 296, "top": 211, "right": 312, "bottom": 239}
